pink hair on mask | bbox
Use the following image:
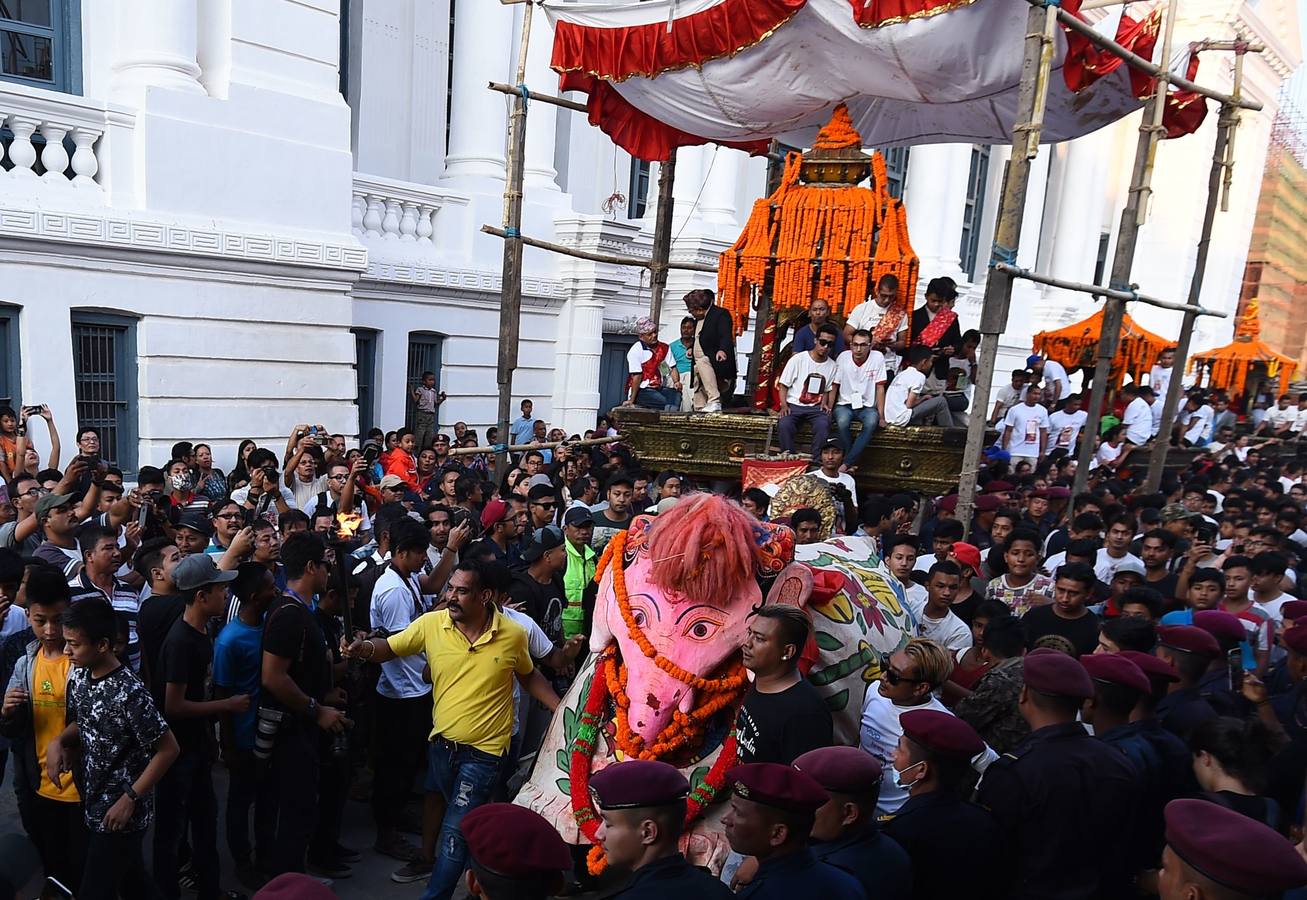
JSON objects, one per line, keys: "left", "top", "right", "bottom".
{"left": 646, "top": 493, "right": 759, "bottom": 604}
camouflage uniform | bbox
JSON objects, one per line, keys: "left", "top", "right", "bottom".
{"left": 954, "top": 657, "right": 1029, "bottom": 754}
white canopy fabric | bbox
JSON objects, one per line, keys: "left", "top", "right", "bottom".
{"left": 544, "top": 0, "right": 1149, "bottom": 155}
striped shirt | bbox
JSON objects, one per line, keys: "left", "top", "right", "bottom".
{"left": 68, "top": 571, "right": 143, "bottom": 671}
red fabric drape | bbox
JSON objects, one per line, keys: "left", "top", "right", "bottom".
{"left": 848, "top": 0, "right": 980, "bottom": 28}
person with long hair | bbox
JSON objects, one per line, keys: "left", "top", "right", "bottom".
{"left": 228, "top": 439, "right": 258, "bottom": 489}
{"left": 1189, "top": 716, "right": 1287, "bottom": 831}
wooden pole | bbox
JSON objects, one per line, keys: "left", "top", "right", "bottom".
{"left": 1071, "top": 0, "right": 1178, "bottom": 495}
{"left": 1144, "top": 99, "right": 1240, "bottom": 490}
{"left": 648, "top": 152, "right": 678, "bottom": 322}
{"left": 493, "top": 1, "right": 534, "bottom": 480}
{"left": 955, "top": 2, "right": 1052, "bottom": 537}
{"left": 479, "top": 225, "right": 716, "bottom": 272}
{"left": 447, "top": 433, "right": 626, "bottom": 457}
{"left": 487, "top": 81, "right": 589, "bottom": 112}
{"left": 992, "top": 263, "right": 1228, "bottom": 317}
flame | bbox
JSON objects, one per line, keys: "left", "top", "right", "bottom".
{"left": 336, "top": 512, "right": 363, "bottom": 540}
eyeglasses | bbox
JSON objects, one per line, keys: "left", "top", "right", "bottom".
{"left": 532, "top": 501, "right": 556, "bottom": 510}
{"left": 18, "top": 487, "right": 49, "bottom": 498}
{"left": 327, "top": 474, "right": 348, "bottom": 481}
{"left": 880, "top": 656, "right": 924, "bottom": 686}
{"left": 851, "top": 342, "right": 872, "bottom": 349}
{"left": 816, "top": 339, "right": 834, "bottom": 347}
{"left": 214, "top": 513, "right": 242, "bottom": 521}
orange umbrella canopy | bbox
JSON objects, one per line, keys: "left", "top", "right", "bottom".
{"left": 1033, "top": 308, "right": 1172, "bottom": 384}
{"left": 1189, "top": 300, "right": 1297, "bottom": 397}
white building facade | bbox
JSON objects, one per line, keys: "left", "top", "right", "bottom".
{"left": 0, "top": 0, "right": 1297, "bottom": 475}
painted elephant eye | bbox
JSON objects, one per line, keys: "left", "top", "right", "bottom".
{"left": 684, "top": 618, "right": 720, "bottom": 641}
{"left": 631, "top": 607, "right": 648, "bottom": 627}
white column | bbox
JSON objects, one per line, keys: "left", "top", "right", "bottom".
{"left": 671, "top": 146, "right": 706, "bottom": 229}
{"left": 110, "top": 0, "right": 205, "bottom": 103}
{"left": 522, "top": 6, "right": 561, "bottom": 193}
{"left": 903, "top": 143, "right": 971, "bottom": 291}
{"left": 442, "top": 0, "right": 511, "bottom": 184}
{"left": 700, "top": 146, "right": 745, "bottom": 229}
{"left": 1005, "top": 149, "right": 1051, "bottom": 349}
{"left": 1040, "top": 132, "right": 1110, "bottom": 329}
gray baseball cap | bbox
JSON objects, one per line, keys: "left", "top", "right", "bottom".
{"left": 173, "top": 553, "right": 237, "bottom": 592}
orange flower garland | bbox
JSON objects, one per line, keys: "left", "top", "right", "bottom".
{"left": 812, "top": 102, "right": 862, "bottom": 150}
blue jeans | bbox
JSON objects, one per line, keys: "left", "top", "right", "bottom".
{"left": 833, "top": 404, "right": 879, "bottom": 466}
{"left": 636, "top": 387, "right": 680, "bottom": 410}
{"left": 420, "top": 737, "right": 504, "bottom": 900}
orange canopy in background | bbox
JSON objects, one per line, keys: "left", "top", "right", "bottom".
{"left": 1189, "top": 300, "right": 1298, "bottom": 397}
{"left": 1033, "top": 308, "right": 1173, "bottom": 385}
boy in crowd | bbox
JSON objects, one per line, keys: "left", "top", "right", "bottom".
{"left": 46, "top": 598, "right": 180, "bottom": 900}
{"left": 910, "top": 561, "right": 973, "bottom": 654}
{"left": 1, "top": 569, "right": 84, "bottom": 890}
{"left": 985, "top": 528, "right": 1053, "bottom": 616}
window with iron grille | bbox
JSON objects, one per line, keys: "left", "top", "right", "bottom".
{"left": 352, "top": 328, "right": 377, "bottom": 435}
{"left": 958, "top": 144, "right": 991, "bottom": 279}
{"left": 70, "top": 312, "right": 136, "bottom": 471}
{"left": 0, "top": 305, "right": 18, "bottom": 411}
{"left": 881, "top": 146, "right": 910, "bottom": 200}
{"left": 405, "top": 332, "right": 443, "bottom": 431}
{"left": 0, "top": 0, "right": 79, "bottom": 92}
{"left": 628, "top": 159, "right": 652, "bottom": 219}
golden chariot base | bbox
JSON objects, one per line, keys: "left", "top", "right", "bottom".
{"left": 611, "top": 408, "right": 975, "bottom": 496}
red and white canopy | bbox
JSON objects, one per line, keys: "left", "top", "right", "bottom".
{"left": 546, "top": 0, "right": 1199, "bottom": 160}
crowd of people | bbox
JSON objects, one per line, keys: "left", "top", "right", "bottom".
{"left": 1, "top": 279, "right": 1307, "bottom": 900}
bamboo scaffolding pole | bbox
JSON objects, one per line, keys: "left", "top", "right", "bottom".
{"left": 1070, "top": 0, "right": 1178, "bottom": 495}
{"left": 480, "top": 225, "right": 717, "bottom": 272}
{"left": 1144, "top": 98, "right": 1245, "bottom": 490}
{"left": 487, "top": 81, "right": 589, "bottom": 112}
{"left": 648, "top": 153, "right": 678, "bottom": 321}
{"left": 492, "top": 1, "right": 535, "bottom": 480}
{"left": 992, "top": 264, "right": 1229, "bottom": 317}
{"left": 956, "top": 1, "right": 1051, "bottom": 536}
{"left": 449, "top": 433, "right": 626, "bottom": 458}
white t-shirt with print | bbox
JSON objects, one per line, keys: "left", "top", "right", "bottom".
{"left": 779, "top": 351, "right": 837, "bottom": 407}
{"left": 1003, "top": 402, "right": 1050, "bottom": 457}
{"left": 846, "top": 301, "right": 907, "bottom": 371}
{"left": 833, "top": 349, "right": 887, "bottom": 409}
{"left": 1048, "top": 408, "right": 1088, "bottom": 452}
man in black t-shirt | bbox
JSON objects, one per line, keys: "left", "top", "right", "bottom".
{"left": 735, "top": 604, "right": 833, "bottom": 765}
{"left": 508, "top": 526, "right": 571, "bottom": 694}
{"left": 133, "top": 539, "right": 183, "bottom": 706}
{"left": 1021, "top": 563, "right": 1101, "bottom": 656}
{"left": 153, "top": 554, "right": 243, "bottom": 900}
{"left": 261, "top": 533, "right": 348, "bottom": 877}
{"left": 591, "top": 473, "right": 635, "bottom": 555}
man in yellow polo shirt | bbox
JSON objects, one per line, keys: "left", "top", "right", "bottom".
{"left": 343, "top": 559, "right": 558, "bottom": 900}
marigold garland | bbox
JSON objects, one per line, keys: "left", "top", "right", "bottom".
{"left": 716, "top": 106, "right": 919, "bottom": 336}
{"left": 570, "top": 530, "right": 746, "bottom": 875}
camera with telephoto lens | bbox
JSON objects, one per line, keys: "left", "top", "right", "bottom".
{"left": 252, "top": 706, "right": 284, "bottom": 760}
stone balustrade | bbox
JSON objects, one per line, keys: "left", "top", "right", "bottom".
{"left": 351, "top": 173, "right": 450, "bottom": 245}
{"left": 0, "top": 82, "right": 119, "bottom": 189}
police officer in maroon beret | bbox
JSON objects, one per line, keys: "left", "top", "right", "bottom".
{"left": 791, "top": 746, "right": 911, "bottom": 900}
{"left": 1154, "top": 625, "right": 1222, "bottom": 739}
{"left": 722, "top": 763, "right": 866, "bottom": 900}
{"left": 976, "top": 649, "right": 1140, "bottom": 898}
{"left": 881, "top": 710, "right": 1004, "bottom": 900}
{"left": 458, "top": 803, "right": 572, "bottom": 900}
{"left": 1191, "top": 609, "right": 1249, "bottom": 718}
{"left": 589, "top": 760, "right": 733, "bottom": 899}
{"left": 1159, "top": 799, "right": 1307, "bottom": 899}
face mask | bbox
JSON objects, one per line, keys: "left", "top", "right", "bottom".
{"left": 891, "top": 760, "right": 925, "bottom": 790}
{"left": 170, "top": 473, "right": 194, "bottom": 492}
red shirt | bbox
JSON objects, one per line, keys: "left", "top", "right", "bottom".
{"left": 385, "top": 451, "right": 419, "bottom": 490}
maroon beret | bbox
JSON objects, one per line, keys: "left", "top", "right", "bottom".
{"left": 1157, "top": 624, "right": 1221, "bottom": 659}
{"left": 983, "top": 480, "right": 1014, "bottom": 494}
{"left": 1023, "top": 647, "right": 1094, "bottom": 700}
{"left": 1281, "top": 599, "right": 1307, "bottom": 621}
{"left": 1046, "top": 486, "right": 1072, "bottom": 499}
{"left": 900, "top": 709, "right": 984, "bottom": 759}
{"left": 1283, "top": 624, "right": 1307, "bottom": 656}
{"left": 253, "top": 874, "right": 337, "bottom": 900}
{"left": 792, "top": 746, "right": 883, "bottom": 794}
{"left": 937, "top": 494, "right": 959, "bottom": 513}
{"left": 1191, "top": 610, "right": 1245, "bottom": 651}
{"left": 1080, "top": 653, "right": 1150, "bottom": 696}
{"left": 1030, "top": 488, "right": 1051, "bottom": 499}
{"left": 589, "top": 760, "right": 689, "bottom": 810}
{"left": 727, "top": 762, "right": 829, "bottom": 814}
{"left": 974, "top": 494, "right": 1002, "bottom": 512}
{"left": 1165, "top": 798, "right": 1307, "bottom": 895}
{"left": 460, "top": 803, "right": 571, "bottom": 878}
{"left": 1118, "top": 650, "right": 1180, "bottom": 689}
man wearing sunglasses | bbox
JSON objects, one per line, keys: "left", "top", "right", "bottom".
{"left": 777, "top": 322, "right": 840, "bottom": 460}
{"left": 526, "top": 485, "right": 558, "bottom": 531}
{"left": 857, "top": 638, "right": 955, "bottom": 816}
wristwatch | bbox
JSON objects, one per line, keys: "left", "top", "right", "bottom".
{"left": 124, "top": 785, "right": 139, "bottom": 802}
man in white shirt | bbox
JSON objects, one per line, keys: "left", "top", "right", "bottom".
{"left": 1121, "top": 384, "right": 1155, "bottom": 446}
{"left": 1181, "top": 392, "right": 1215, "bottom": 447}
{"left": 1293, "top": 394, "right": 1307, "bottom": 436}
{"left": 1028, "top": 354, "right": 1071, "bottom": 407}
{"left": 1149, "top": 393, "right": 1165, "bottom": 438}
{"left": 844, "top": 274, "right": 908, "bottom": 373}
{"left": 885, "top": 345, "right": 953, "bottom": 428}
{"left": 831, "top": 328, "right": 888, "bottom": 469}
{"left": 1149, "top": 347, "right": 1175, "bottom": 400}
{"left": 1095, "top": 515, "right": 1144, "bottom": 583}
{"left": 1259, "top": 394, "right": 1298, "bottom": 437}
{"left": 1046, "top": 393, "right": 1088, "bottom": 456}
{"left": 777, "top": 321, "right": 839, "bottom": 458}
{"left": 623, "top": 317, "right": 681, "bottom": 411}
{"left": 907, "top": 561, "right": 973, "bottom": 654}
{"left": 859, "top": 638, "right": 956, "bottom": 815}
{"left": 1002, "top": 385, "right": 1050, "bottom": 467}
{"left": 811, "top": 439, "right": 859, "bottom": 525}
{"left": 989, "top": 368, "right": 1030, "bottom": 426}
